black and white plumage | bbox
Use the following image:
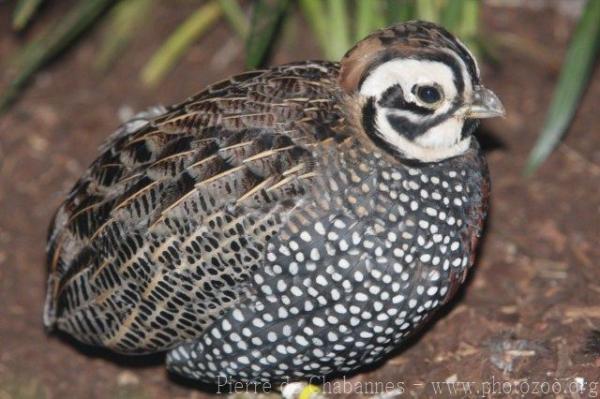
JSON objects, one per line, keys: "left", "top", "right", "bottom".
{"left": 43, "top": 21, "right": 504, "bottom": 384}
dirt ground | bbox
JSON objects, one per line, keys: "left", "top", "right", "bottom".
{"left": 1, "top": 2, "right": 599, "bottom": 398}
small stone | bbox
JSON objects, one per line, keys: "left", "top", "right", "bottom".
{"left": 117, "top": 371, "right": 140, "bottom": 386}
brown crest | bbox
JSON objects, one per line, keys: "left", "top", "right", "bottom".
{"left": 339, "top": 21, "right": 478, "bottom": 93}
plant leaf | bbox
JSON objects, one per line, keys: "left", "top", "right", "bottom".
{"left": 355, "top": 0, "right": 373, "bottom": 41}
{"left": 327, "top": 0, "right": 351, "bottom": 60}
{"left": 439, "top": 0, "right": 482, "bottom": 60}
{"left": 525, "top": 0, "right": 600, "bottom": 175}
{"left": 355, "top": 0, "right": 385, "bottom": 41}
{"left": 141, "top": 0, "right": 222, "bottom": 87}
{"left": 1, "top": 0, "right": 114, "bottom": 114}
{"left": 415, "top": 0, "right": 441, "bottom": 23}
{"left": 12, "top": 0, "right": 45, "bottom": 31}
{"left": 298, "top": 0, "right": 329, "bottom": 57}
{"left": 245, "top": 0, "right": 289, "bottom": 69}
{"left": 217, "top": 0, "right": 249, "bottom": 39}
{"left": 95, "top": 0, "right": 154, "bottom": 72}
{"left": 386, "top": 0, "right": 416, "bottom": 25}
{"left": 441, "top": 0, "right": 463, "bottom": 32}
{"left": 459, "top": 0, "right": 479, "bottom": 41}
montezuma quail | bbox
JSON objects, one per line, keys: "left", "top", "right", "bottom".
{"left": 44, "top": 21, "right": 504, "bottom": 384}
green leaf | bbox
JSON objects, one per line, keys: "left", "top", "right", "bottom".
{"left": 12, "top": 0, "right": 45, "bottom": 31}
{"left": 1, "top": 0, "right": 114, "bottom": 114}
{"left": 441, "top": 0, "right": 464, "bottom": 32}
{"left": 217, "top": 0, "right": 249, "bottom": 39}
{"left": 141, "top": 1, "right": 222, "bottom": 87}
{"left": 355, "top": 0, "right": 385, "bottom": 41}
{"left": 327, "top": 0, "right": 351, "bottom": 60}
{"left": 299, "top": 0, "right": 329, "bottom": 57}
{"left": 245, "top": 0, "right": 289, "bottom": 69}
{"left": 525, "top": 0, "right": 600, "bottom": 175}
{"left": 355, "top": 0, "right": 373, "bottom": 41}
{"left": 441, "top": 0, "right": 480, "bottom": 37}
{"left": 386, "top": 0, "right": 416, "bottom": 25}
{"left": 95, "top": 0, "right": 154, "bottom": 72}
{"left": 439, "top": 0, "right": 481, "bottom": 59}
{"left": 415, "top": 0, "right": 441, "bottom": 23}
{"left": 460, "top": 0, "right": 479, "bottom": 38}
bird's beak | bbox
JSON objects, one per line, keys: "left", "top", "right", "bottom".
{"left": 465, "top": 86, "right": 505, "bottom": 119}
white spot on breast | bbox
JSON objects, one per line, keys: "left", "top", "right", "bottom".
{"left": 338, "top": 258, "right": 350, "bottom": 269}
{"left": 354, "top": 271, "right": 364, "bottom": 282}
{"left": 425, "top": 207, "right": 437, "bottom": 216}
{"left": 334, "top": 219, "right": 347, "bottom": 229}
{"left": 277, "top": 280, "right": 287, "bottom": 292}
{"left": 339, "top": 239, "right": 349, "bottom": 251}
{"left": 238, "top": 356, "right": 250, "bottom": 365}
{"left": 315, "top": 275, "right": 328, "bottom": 286}
{"left": 355, "top": 293, "right": 368, "bottom": 302}
{"left": 313, "top": 317, "right": 325, "bottom": 327}
{"left": 315, "top": 222, "right": 326, "bottom": 235}
{"left": 310, "top": 248, "right": 320, "bottom": 261}
{"left": 232, "top": 309, "right": 244, "bottom": 322}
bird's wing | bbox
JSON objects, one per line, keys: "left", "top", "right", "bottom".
{"left": 44, "top": 61, "right": 346, "bottom": 353}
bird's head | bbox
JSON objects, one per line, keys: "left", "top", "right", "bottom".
{"left": 340, "top": 21, "right": 505, "bottom": 163}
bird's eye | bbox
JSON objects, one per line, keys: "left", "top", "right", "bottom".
{"left": 414, "top": 85, "right": 443, "bottom": 106}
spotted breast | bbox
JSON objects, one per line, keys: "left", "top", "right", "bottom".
{"left": 44, "top": 21, "right": 504, "bottom": 384}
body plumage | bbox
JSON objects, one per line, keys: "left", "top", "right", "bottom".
{"left": 44, "top": 21, "right": 503, "bottom": 384}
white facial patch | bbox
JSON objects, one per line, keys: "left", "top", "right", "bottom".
{"left": 374, "top": 110, "right": 470, "bottom": 162}
{"left": 416, "top": 117, "right": 464, "bottom": 148}
{"left": 360, "top": 59, "right": 458, "bottom": 109}
{"left": 359, "top": 58, "right": 473, "bottom": 162}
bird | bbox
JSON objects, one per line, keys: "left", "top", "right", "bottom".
{"left": 43, "top": 20, "right": 504, "bottom": 385}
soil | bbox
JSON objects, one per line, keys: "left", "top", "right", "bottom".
{"left": 1, "top": 2, "right": 599, "bottom": 399}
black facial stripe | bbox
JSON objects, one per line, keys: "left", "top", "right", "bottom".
{"left": 362, "top": 98, "right": 403, "bottom": 159}
{"left": 378, "top": 84, "right": 435, "bottom": 116}
{"left": 362, "top": 98, "right": 474, "bottom": 165}
{"left": 461, "top": 119, "right": 480, "bottom": 140}
{"left": 436, "top": 28, "right": 480, "bottom": 85}
{"left": 378, "top": 84, "right": 405, "bottom": 109}
{"left": 387, "top": 114, "right": 423, "bottom": 140}
{"left": 403, "top": 101, "right": 435, "bottom": 116}
{"left": 387, "top": 98, "right": 462, "bottom": 139}
{"left": 361, "top": 98, "right": 438, "bottom": 166}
